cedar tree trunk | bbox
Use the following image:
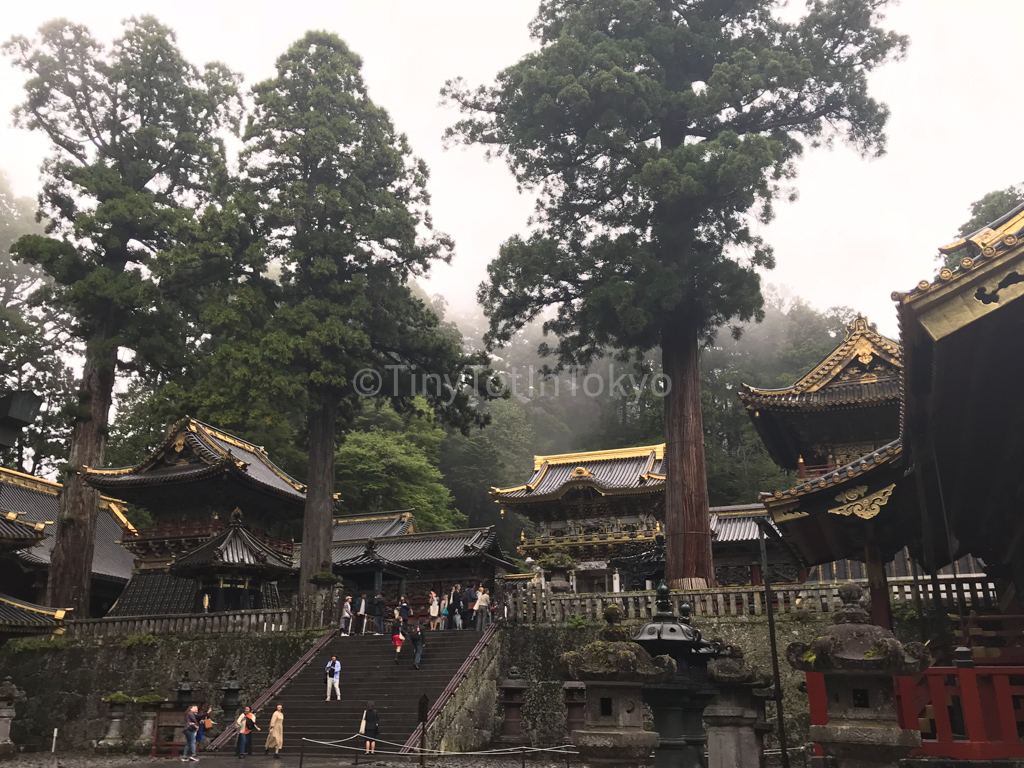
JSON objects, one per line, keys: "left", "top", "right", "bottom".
{"left": 299, "top": 391, "right": 338, "bottom": 599}
{"left": 46, "top": 345, "right": 116, "bottom": 613}
{"left": 662, "top": 316, "right": 715, "bottom": 589}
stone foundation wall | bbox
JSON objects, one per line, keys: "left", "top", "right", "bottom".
{"left": 427, "top": 630, "right": 505, "bottom": 753}
{"left": 0, "top": 630, "right": 324, "bottom": 753}
{"left": 497, "top": 613, "right": 830, "bottom": 748}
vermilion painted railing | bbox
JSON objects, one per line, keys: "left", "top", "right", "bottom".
{"left": 400, "top": 622, "right": 498, "bottom": 753}
{"left": 206, "top": 628, "right": 338, "bottom": 752}
{"left": 895, "top": 665, "right": 1024, "bottom": 760}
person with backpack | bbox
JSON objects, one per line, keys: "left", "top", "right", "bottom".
{"left": 325, "top": 655, "right": 342, "bottom": 701}
{"left": 181, "top": 704, "right": 200, "bottom": 762}
{"left": 463, "top": 584, "right": 477, "bottom": 629}
{"left": 235, "top": 706, "right": 260, "bottom": 758}
{"left": 410, "top": 620, "right": 425, "bottom": 670}
{"left": 360, "top": 701, "right": 380, "bottom": 755}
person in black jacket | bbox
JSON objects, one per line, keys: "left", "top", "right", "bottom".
{"left": 373, "top": 593, "right": 386, "bottom": 635}
{"left": 354, "top": 594, "right": 368, "bottom": 635}
{"left": 447, "top": 584, "right": 462, "bottom": 630}
{"left": 410, "top": 621, "right": 425, "bottom": 669}
{"left": 182, "top": 705, "right": 201, "bottom": 762}
{"left": 398, "top": 596, "right": 412, "bottom": 628}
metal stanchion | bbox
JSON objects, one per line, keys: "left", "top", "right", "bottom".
{"left": 299, "top": 739, "right": 304, "bottom": 768}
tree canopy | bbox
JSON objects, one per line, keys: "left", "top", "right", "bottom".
{"left": 3, "top": 16, "right": 243, "bottom": 611}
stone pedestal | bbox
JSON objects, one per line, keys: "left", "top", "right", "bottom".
{"left": 136, "top": 708, "right": 158, "bottom": 751}
{"left": 705, "top": 650, "right": 771, "bottom": 768}
{"left": 0, "top": 677, "right": 25, "bottom": 760}
{"left": 98, "top": 704, "right": 127, "bottom": 750}
{"left": 561, "top": 631, "right": 670, "bottom": 768}
{"left": 788, "top": 583, "right": 929, "bottom": 768}
{"left": 564, "top": 681, "right": 586, "bottom": 735}
{"left": 573, "top": 681, "right": 659, "bottom": 768}
{"left": 498, "top": 674, "right": 528, "bottom": 745}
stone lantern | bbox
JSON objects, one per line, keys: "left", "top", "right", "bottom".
{"left": 497, "top": 666, "right": 528, "bottom": 745}
{"left": 632, "top": 582, "right": 723, "bottom": 768}
{"left": 220, "top": 671, "right": 243, "bottom": 712}
{"left": 176, "top": 673, "right": 195, "bottom": 707}
{"left": 560, "top": 607, "right": 670, "bottom": 768}
{"left": 0, "top": 677, "right": 25, "bottom": 758}
{"left": 704, "top": 648, "right": 771, "bottom": 768}
{"left": 787, "top": 583, "right": 929, "bottom": 768}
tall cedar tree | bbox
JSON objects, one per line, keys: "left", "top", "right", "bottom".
{"left": 445, "top": 0, "right": 907, "bottom": 587}
{"left": 4, "top": 18, "right": 241, "bottom": 612}
{"left": 241, "top": 32, "right": 488, "bottom": 598}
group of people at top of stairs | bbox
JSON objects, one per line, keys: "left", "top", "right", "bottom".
{"left": 338, "top": 584, "right": 494, "bottom": 637}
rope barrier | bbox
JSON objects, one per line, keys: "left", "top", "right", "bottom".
{"left": 300, "top": 735, "right": 579, "bottom": 757}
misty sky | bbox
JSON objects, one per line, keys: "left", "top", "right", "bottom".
{"left": 2, "top": 1, "right": 1021, "bottom": 340}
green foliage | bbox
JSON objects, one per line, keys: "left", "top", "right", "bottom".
{"left": 335, "top": 402, "right": 464, "bottom": 531}
{"left": 537, "top": 551, "right": 576, "bottom": 571}
{"left": 134, "top": 693, "right": 166, "bottom": 704}
{"left": 102, "top": 691, "right": 134, "bottom": 704}
{"left": 566, "top": 614, "right": 591, "bottom": 630}
{"left": 6, "top": 635, "right": 70, "bottom": 653}
{"left": 0, "top": 170, "right": 75, "bottom": 474}
{"left": 121, "top": 633, "right": 161, "bottom": 649}
{"left": 448, "top": 0, "right": 906, "bottom": 363}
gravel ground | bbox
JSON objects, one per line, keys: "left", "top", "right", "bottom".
{"left": 1, "top": 754, "right": 577, "bottom": 768}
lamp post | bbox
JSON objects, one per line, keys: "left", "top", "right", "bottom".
{"left": 176, "top": 673, "right": 195, "bottom": 708}
{"left": 632, "top": 582, "right": 723, "bottom": 768}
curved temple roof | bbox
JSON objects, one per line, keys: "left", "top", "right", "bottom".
{"left": 493, "top": 444, "right": 666, "bottom": 502}
{"left": 85, "top": 418, "right": 307, "bottom": 505}
{"left": 171, "top": 519, "right": 294, "bottom": 577}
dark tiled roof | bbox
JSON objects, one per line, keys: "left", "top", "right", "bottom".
{"left": 86, "top": 419, "right": 306, "bottom": 505}
{"left": 107, "top": 571, "right": 197, "bottom": 616}
{"left": 172, "top": 521, "right": 293, "bottom": 576}
{"left": 332, "top": 527, "right": 508, "bottom": 565}
{"left": 710, "top": 505, "right": 779, "bottom": 542}
{"left": 0, "top": 592, "right": 65, "bottom": 631}
{"left": 0, "top": 470, "right": 134, "bottom": 582}
{"left": 332, "top": 511, "right": 414, "bottom": 542}
{"left": 494, "top": 445, "right": 664, "bottom": 501}
{"left": 0, "top": 512, "right": 45, "bottom": 549}
{"left": 739, "top": 379, "right": 901, "bottom": 409}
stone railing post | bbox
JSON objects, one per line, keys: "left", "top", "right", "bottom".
{"left": 0, "top": 677, "right": 26, "bottom": 758}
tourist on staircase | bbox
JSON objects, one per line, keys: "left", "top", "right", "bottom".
{"left": 360, "top": 701, "right": 380, "bottom": 755}
{"left": 264, "top": 704, "right": 284, "bottom": 759}
{"left": 463, "top": 584, "right": 477, "bottom": 629}
{"left": 354, "top": 594, "right": 368, "bottom": 635}
{"left": 373, "top": 592, "right": 387, "bottom": 635}
{"left": 411, "top": 620, "right": 425, "bottom": 669}
{"left": 447, "top": 584, "right": 462, "bottom": 629}
{"left": 236, "top": 706, "right": 260, "bottom": 758}
{"left": 398, "top": 595, "right": 412, "bottom": 628}
{"left": 325, "top": 656, "right": 342, "bottom": 701}
{"left": 393, "top": 622, "right": 405, "bottom": 662}
{"left": 475, "top": 587, "right": 491, "bottom": 630}
{"left": 340, "top": 596, "right": 352, "bottom": 636}
{"left": 428, "top": 591, "right": 440, "bottom": 630}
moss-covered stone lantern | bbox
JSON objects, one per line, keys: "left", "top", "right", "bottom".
{"left": 787, "top": 583, "right": 929, "bottom": 768}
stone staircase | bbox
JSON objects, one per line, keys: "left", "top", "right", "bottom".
{"left": 231, "top": 630, "right": 483, "bottom": 757}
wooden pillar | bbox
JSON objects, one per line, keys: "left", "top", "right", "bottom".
{"left": 373, "top": 569, "right": 383, "bottom": 593}
{"left": 864, "top": 540, "right": 892, "bottom": 630}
